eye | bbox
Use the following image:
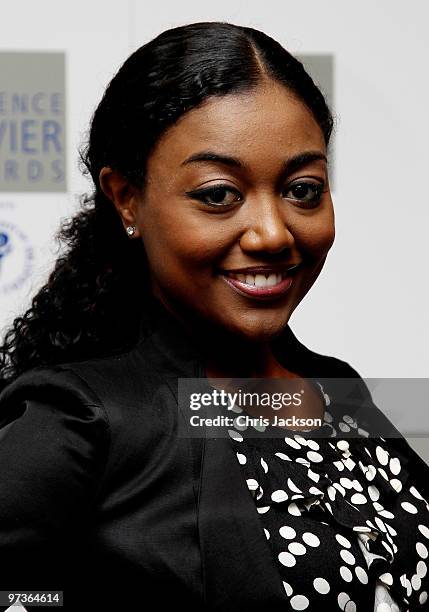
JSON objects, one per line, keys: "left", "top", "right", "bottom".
{"left": 186, "top": 185, "right": 243, "bottom": 208}
{"left": 283, "top": 180, "right": 325, "bottom": 208}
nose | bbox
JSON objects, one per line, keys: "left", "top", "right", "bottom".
{"left": 239, "top": 197, "right": 295, "bottom": 254}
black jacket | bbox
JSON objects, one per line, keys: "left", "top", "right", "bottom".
{"left": 0, "top": 298, "right": 428, "bottom": 611}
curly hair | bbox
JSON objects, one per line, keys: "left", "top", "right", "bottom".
{"left": 0, "top": 21, "right": 334, "bottom": 388}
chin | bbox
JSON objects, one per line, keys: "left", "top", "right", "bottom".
{"left": 219, "top": 311, "right": 290, "bottom": 343}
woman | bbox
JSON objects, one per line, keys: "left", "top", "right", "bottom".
{"left": 0, "top": 22, "right": 428, "bottom": 612}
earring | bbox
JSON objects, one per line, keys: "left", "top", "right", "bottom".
{"left": 126, "top": 225, "right": 136, "bottom": 237}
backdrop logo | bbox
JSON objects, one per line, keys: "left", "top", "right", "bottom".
{"left": 0, "top": 221, "right": 34, "bottom": 295}
{"left": 0, "top": 52, "right": 66, "bottom": 192}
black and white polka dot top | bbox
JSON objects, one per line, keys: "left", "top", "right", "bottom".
{"left": 227, "top": 381, "right": 429, "bottom": 612}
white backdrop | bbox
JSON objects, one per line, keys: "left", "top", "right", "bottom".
{"left": 0, "top": 0, "right": 428, "bottom": 452}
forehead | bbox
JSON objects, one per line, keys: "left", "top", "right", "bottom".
{"left": 147, "top": 80, "right": 326, "bottom": 172}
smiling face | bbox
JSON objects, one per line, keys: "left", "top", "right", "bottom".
{"left": 123, "top": 79, "right": 335, "bottom": 342}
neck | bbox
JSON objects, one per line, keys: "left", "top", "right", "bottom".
{"left": 148, "top": 294, "right": 298, "bottom": 379}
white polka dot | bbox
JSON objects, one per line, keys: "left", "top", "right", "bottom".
{"left": 390, "top": 478, "right": 402, "bottom": 492}
{"left": 355, "top": 566, "right": 368, "bottom": 584}
{"left": 302, "top": 532, "right": 320, "bottom": 547}
{"left": 417, "top": 542, "right": 428, "bottom": 559}
{"left": 332, "top": 483, "right": 346, "bottom": 497}
{"left": 375, "top": 517, "right": 387, "bottom": 532}
{"left": 234, "top": 418, "right": 248, "bottom": 431}
{"left": 352, "top": 479, "right": 363, "bottom": 492}
{"left": 334, "top": 460, "right": 345, "bottom": 471}
{"left": 295, "top": 457, "right": 311, "bottom": 466}
{"left": 263, "top": 528, "right": 270, "bottom": 540}
{"left": 343, "top": 415, "right": 354, "bottom": 425}
{"left": 336, "top": 534, "right": 351, "bottom": 548}
{"left": 419, "top": 524, "right": 429, "bottom": 539}
{"left": 279, "top": 551, "right": 296, "bottom": 567}
{"left": 309, "top": 486, "right": 323, "bottom": 496}
{"left": 382, "top": 541, "right": 393, "bottom": 558}
{"left": 417, "top": 560, "right": 427, "bottom": 578}
{"left": 389, "top": 457, "right": 401, "bottom": 475}
{"left": 344, "top": 458, "right": 356, "bottom": 470}
{"left": 246, "top": 478, "right": 259, "bottom": 491}
{"left": 337, "top": 440, "right": 349, "bottom": 452}
{"left": 339, "top": 422, "right": 351, "bottom": 433}
{"left": 275, "top": 452, "right": 291, "bottom": 461}
{"left": 340, "top": 566, "right": 353, "bottom": 582}
{"left": 228, "top": 429, "right": 243, "bottom": 441}
{"left": 283, "top": 581, "right": 293, "bottom": 596}
{"left": 260, "top": 457, "right": 268, "bottom": 473}
{"left": 412, "top": 574, "right": 422, "bottom": 591}
{"left": 285, "top": 437, "right": 301, "bottom": 449}
{"left": 271, "top": 489, "right": 289, "bottom": 503}
{"left": 294, "top": 435, "right": 307, "bottom": 446}
{"left": 368, "top": 485, "right": 380, "bottom": 501}
{"left": 313, "top": 576, "right": 330, "bottom": 594}
{"left": 340, "top": 478, "right": 353, "bottom": 489}
{"left": 358, "top": 427, "right": 369, "bottom": 437}
{"left": 279, "top": 526, "right": 296, "bottom": 539}
{"left": 386, "top": 524, "right": 397, "bottom": 537}
{"left": 337, "top": 592, "right": 350, "bottom": 610}
{"left": 287, "top": 478, "right": 302, "bottom": 494}
{"left": 290, "top": 594, "right": 309, "bottom": 610}
{"left": 410, "top": 486, "right": 425, "bottom": 500}
{"left": 379, "top": 509, "right": 394, "bottom": 520}
{"left": 402, "top": 501, "right": 418, "bottom": 514}
{"left": 373, "top": 501, "right": 383, "bottom": 512}
{"left": 256, "top": 506, "right": 270, "bottom": 514}
{"left": 307, "top": 439, "right": 319, "bottom": 450}
{"left": 344, "top": 602, "right": 356, "bottom": 612}
{"left": 379, "top": 469, "right": 390, "bottom": 482}
{"left": 328, "top": 486, "right": 336, "bottom": 501}
{"left": 379, "top": 572, "right": 393, "bottom": 586}
{"left": 420, "top": 591, "right": 428, "bottom": 604}
{"left": 365, "top": 465, "right": 377, "bottom": 481}
{"left": 288, "top": 502, "right": 301, "bottom": 516}
{"left": 375, "top": 445, "right": 389, "bottom": 465}
{"left": 352, "top": 526, "right": 372, "bottom": 533}
{"left": 288, "top": 542, "right": 306, "bottom": 556}
{"left": 236, "top": 453, "right": 246, "bottom": 465}
{"left": 307, "top": 469, "right": 320, "bottom": 482}
{"left": 340, "top": 550, "right": 355, "bottom": 565}
{"left": 351, "top": 493, "right": 367, "bottom": 505}
{"left": 307, "top": 451, "right": 323, "bottom": 462}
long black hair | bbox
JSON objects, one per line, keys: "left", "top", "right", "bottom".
{"left": 0, "top": 21, "right": 333, "bottom": 387}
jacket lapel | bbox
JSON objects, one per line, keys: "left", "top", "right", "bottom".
{"left": 137, "top": 298, "right": 288, "bottom": 609}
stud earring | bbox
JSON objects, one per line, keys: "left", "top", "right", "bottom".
{"left": 126, "top": 225, "right": 136, "bottom": 237}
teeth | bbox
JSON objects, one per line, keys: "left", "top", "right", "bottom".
{"left": 228, "top": 271, "right": 285, "bottom": 287}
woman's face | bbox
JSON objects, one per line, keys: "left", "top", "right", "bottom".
{"left": 132, "top": 79, "right": 334, "bottom": 341}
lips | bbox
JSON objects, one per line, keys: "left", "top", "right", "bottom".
{"left": 219, "top": 263, "right": 301, "bottom": 300}
{"left": 221, "top": 263, "right": 301, "bottom": 276}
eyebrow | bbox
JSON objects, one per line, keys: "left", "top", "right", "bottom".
{"left": 181, "top": 150, "right": 327, "bottom": 175}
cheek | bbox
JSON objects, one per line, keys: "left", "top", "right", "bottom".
{"left": 140, "top": 206, "right": 228, "bottom": 276}
{"left": 295, "top": 211, "right": 335, "bottom": 260}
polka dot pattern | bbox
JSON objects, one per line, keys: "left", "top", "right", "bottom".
{"left": 227, "top": 379, "right": 429, "bottom": 611}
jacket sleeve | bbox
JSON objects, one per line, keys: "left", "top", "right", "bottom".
{"left": 0, "top": 366, "right": 110, "bottom": 594}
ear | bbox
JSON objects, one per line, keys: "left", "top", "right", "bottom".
{"left": 99, "top": 167, "right": 141, "bottom": 238}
